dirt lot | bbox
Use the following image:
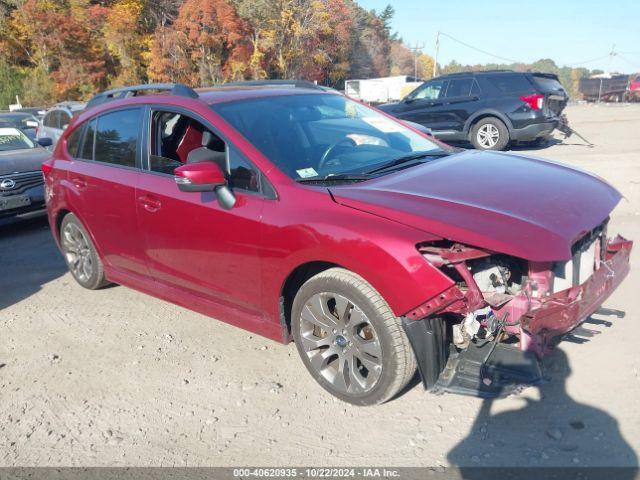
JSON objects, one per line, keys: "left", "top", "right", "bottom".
{"left": 1, "top": 103, "right": 639, "bottom": 468}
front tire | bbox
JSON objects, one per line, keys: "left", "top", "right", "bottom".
{"left": 291, "top": 268, "right": 416, "bottom": 406}
{"left": 470, "top": 117, "right": 510, "bottom": 151}
{"left": 60, "top": 213, "right": 109, "bottom": 290}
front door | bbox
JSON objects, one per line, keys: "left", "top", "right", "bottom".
{"left": 393, "top": 79, "right": 451, "bottom": 131}
{"left": 136, "top": 108, "right": 266, "bottom": 319}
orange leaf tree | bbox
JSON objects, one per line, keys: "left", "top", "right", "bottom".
{"left": 148, "top": 0, "right": 252, "bottom": 85}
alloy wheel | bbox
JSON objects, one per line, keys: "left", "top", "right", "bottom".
{"left": 477, "top": 123, "right": 500, "bottom": 148}
{"left": 298, "top": 292, "right": 383, "bottom": 395}
{"left": 62, "top": 223, "right": 94, "bottom": 283}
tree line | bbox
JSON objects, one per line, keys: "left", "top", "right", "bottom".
{"left": 0, "top": 0, "right": 601, "bottom": 108}
{"left": 0, "top": 0, "right": 433, "bottom": 107}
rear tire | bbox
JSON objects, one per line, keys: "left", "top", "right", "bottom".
{"left": 470, "top": 117, "right": 510, "bottom": 151}
{"left": 60, "top": 213, "right": 109, "bottom": 290}
{"left": 291, "top": 268, "right": 416, "bottom": 406}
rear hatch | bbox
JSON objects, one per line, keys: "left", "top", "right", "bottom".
{"left": 531, "top": 73, "right": 568, "bottom": 117}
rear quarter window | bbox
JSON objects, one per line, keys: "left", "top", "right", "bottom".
{"left": 486, "top": 74, "right": 533, "bottom": 94}
{"left": 532, "top": 75, "right": 565, "bottom": 93}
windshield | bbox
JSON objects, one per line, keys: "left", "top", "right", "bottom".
{"left": 0, "top": 127, "right": 36, "bottom": 151}
{"left": 0, "top": 113, "right": 38, "bottom": 127}
{"left": 211, "top": 93, "right": 445, "bottom": 180}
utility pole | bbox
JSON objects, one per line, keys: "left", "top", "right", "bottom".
{"left": 433, "top": 31, "right": 440, "bottom": 78}
{"left": 599, "top": 44, "right": 616, "bottom": 103}
{"left": 409, "top": 43, "right": 425, "bottom": 80}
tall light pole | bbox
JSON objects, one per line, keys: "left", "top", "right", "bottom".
{"left": 433, "top": 31, "right": 440, "bottom": 78}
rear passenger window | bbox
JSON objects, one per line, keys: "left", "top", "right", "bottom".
{"left": 60, "top": 112, "right": 71, "bottom": 130}
{"left": 487, "top": 74, "right": 533, "bottom": 93}
{"left": 66, "top": 127, "right": 83, "bottom": 157}
{"left": 47, "top": 110, "right": 60, "bottom": 128}
{"left": 94, "top": 108, "right": 141, "bottom": 167}
{"left": 445, "top": 78, "right": 473, "bottom": 97}
{"left": 79, "top": 118, "right": 96, "bottom": 160}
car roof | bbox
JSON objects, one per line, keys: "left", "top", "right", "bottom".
{"left": 196, "top": 86, "right": 328, "bottom": 105}
{"left": 0, "top": 112, "right": 33, "bottom": 118}
{"left": 50, "top": 102, "right": 86, "bottom": 113}
{"left": 434, "top": 70, "right": 559, "bottom": 80}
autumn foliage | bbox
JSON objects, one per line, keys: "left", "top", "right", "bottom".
{"left": 0, "top": 0, "right": 428, "bottom": 105}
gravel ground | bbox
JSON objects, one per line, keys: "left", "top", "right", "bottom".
{"left": 1, "top": 103, "right": 639, "bottom": 468}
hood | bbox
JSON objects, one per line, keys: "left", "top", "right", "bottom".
{"left": 329, "top": 150, "right": 621, "bottom": 262}
{"left": 0, "top": 147, "right": 51, "bottom": 176}
{"left": 376, "top": 102, "right": 401, "bottom": 113}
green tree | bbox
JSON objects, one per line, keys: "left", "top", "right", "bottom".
{"left": 0, "top": 59, "right": 23, "bottom": 108}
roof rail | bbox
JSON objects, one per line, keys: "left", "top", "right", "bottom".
{"left": 86, "top": 83, "right": 199, "bottom": 109}
{"left": 221, "top": 79, "right": 327, "bottom": 90}
{"left": 438, "top": 69, "right": 515, "bottom": 77}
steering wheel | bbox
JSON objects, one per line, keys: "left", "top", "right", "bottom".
{"left": 318, "top": 137, "right": 357, "bottom": 170}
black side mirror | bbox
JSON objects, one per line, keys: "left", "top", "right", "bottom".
{"left": 37, "top": 137, "right": 53, "bottom": 147}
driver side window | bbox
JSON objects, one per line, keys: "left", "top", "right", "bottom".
{"left": 410, "top": 80, "right": 448, "bottom": 101}
{"left": 148, "top": 110, "right": 261, "bottom": 194}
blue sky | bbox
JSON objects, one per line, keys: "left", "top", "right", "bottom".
{"left": 358, "top": 0, "right": 640, "bottom": 73}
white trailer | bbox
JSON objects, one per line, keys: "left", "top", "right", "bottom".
{"left": 345, "top": 76, "right": 422, "bottom": 104}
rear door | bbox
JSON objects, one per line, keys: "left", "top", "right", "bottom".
{"left": 439, "top": 77, "right": 481, "bottom": 134}
{"left": 65, "top": 107, "right": 148, "bottom": 279}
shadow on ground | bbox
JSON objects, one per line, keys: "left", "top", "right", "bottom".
{"left": 450, "top": 137, "right": 594, "bottom": 152}
{"left": 447, "top": 329, "right": 637, "bottom": 474}
{"left": 0, "top": 216, "right": 66, "bottom": 310}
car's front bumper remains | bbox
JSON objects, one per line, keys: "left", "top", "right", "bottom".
{"left": 403, "top": 235, "right": 633, "bottom": 398}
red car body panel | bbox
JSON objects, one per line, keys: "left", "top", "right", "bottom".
{"left": 329, "top": 150, "right": 621, "bottom": 262}
{"left": 43, "top": 92, "right": 457, "bottom": 343}
{"left": 43, "top": 88, "right": 632, "bottom": 358}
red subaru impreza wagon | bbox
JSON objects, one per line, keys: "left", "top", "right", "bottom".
{"left": 42, "top": 82, "right": 632, "bottom": 405}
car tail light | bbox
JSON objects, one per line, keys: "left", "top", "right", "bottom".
{"left": 41, "top": 159, "right": 54, "bottom": 176}
{"left": 520, "top": 94, "right": 544, "bottom": 110}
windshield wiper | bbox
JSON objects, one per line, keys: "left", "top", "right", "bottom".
{"left": 365, "top": 151, "right": 449, "bottom": 174}
{"left": 295, "top": 173, "right": 373, "bottom": 183}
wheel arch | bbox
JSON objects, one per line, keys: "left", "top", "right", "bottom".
{"left": 279, "top": 261, "right": 343, "bottom": 340}
{"left": 464, "top": 110, "right": 513, "bottom": 136}
{"left": 54, "top": 208, "right": 72, "bottom": 242}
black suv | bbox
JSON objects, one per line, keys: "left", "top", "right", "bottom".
{"left": 377, "top": 70, "right": 568, "bottom": 151}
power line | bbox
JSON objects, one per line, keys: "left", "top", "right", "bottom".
{"left": 617, "top": 53, "right": 640, "bottom": 70}
{"left": 570, "top": 54, "right": 612, "bottom": 66}
{"left": 437, "top": 31, "right": 520, "bottom": 64}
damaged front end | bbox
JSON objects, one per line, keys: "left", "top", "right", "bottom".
{"left": 402, "top": 226, "right": 633, "bottom": 398}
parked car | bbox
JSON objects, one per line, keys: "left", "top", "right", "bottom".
{"left": 0, "top": 127, "right": 52, "bottom": 221}
{"left": 37, "top": 102, "right": 86, "bottom": 146}
{"left": 377, "top": 70, "right": 569, "bottom": 151}
{"left": 15, "top": 107, "right": 47, "bottom": 121}
{"left": 42, "top": 82, "right": 631, "bottom": 405}
{"left": 0, "top": 112, "right": 40, "bottom": 140}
